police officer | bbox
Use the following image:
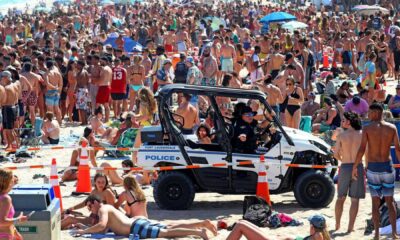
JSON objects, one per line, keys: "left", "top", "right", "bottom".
{"left": 232, "top": 106, "right": 258, "bottom": 154}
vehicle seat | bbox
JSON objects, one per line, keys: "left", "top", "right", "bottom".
{"left": 186, "top": 139, "right": 222, "bottom": 152}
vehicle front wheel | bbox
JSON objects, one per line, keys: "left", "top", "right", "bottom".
{"left": 153, "top": 171, "right": 195, "bottom": 210}
{"left": 294, "top": 170, "right": 335, "bottom": 208}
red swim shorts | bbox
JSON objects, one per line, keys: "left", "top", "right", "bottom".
{"left": 96, "top": 85, "right": 111, "bottom": 104}
{"left": 165, "top": 44, "right": 173, "bottom": 53}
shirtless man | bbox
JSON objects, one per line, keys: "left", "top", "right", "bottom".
{"left": 15, "top": 69, "right": 31, "bottom": 127}
{"left": 259, "top": 35, "right": 270, "bottom": 60}
{"left": 175, "top": 26, "right": 191, "bottom": 53}
{"left": 201, "top": 46, "right": 218, "bottom": 86}
{"left": 255, "top": 75, "right": 283, "bottom": 118}
{"left": 175, "top": 93, "right": 200, "bottom": 135}
{"left": 220, "top": 36, "right": 236, "bottom": 76}
{"left": 72, "top": 195, "right": 216, "bottom": 239}
{"left": 97, "top": 57, "right": 112, "bottom": 122}
{"left": 342, "top": 32, "right": 356, "bottom": 74}
{"left": 163, "top": 30, "right": 176, "bottom": 53}
{"left": 1, "top": 71, "right": 18, "bottom": 150}
{"left": 44, "top": 60, "right": 63, "bottom": 123}
{"left": 352, "top": 103, "right": 400, "bottom": 240}
{"left": 21, "top": 62, "right": 41, "bottom": 126}
{"left": 76, "top": 60, "right": 90, "bottom": 125}
{"left": 89, "top": 55, "right": 101, "bottom": 114}
{"left": 334, "top": 112, "right": 365, "bottom": 233}
{"left": 356, "top": 30, "right": 374, "bottom": 66}
{"left": 267, "top": 43, "right": 285, "bottom": 80}
{"left": 309, "top": 32, "right": 322, "bottom": 70}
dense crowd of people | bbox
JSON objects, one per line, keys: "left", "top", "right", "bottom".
{"left": 1, "top": 0, "right": 400, "bottom": 239}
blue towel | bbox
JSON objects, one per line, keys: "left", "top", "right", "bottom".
{"left": 82, "top": 233, "right": 126, "bottom": 239}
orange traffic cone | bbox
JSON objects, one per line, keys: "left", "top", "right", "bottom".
{"left": 50, "top": 158, "right": 63, "bottom": 211}
{"left": 322, "top": 52, "right": 329, "bottom": 69}
{"left": 72, "top": 140, "right": 92, "bottom": 195}
{"left": 256, "top": 155, "right": 271, "bottom": 205}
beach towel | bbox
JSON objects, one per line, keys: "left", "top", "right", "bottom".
{"left": 71, "top": 232, "right": 126, "bottom": 239}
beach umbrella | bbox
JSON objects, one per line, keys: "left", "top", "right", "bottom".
{"left": 201, "top": 16, "right": 226, "bottom": 31}
{"left": 53, "top": 0, "right": 72, "bottom": 5}
{"left": 259, "top": 11, "right": 296, "bottom": 24}
{"left": 281, "top": 21, "right": 308, "bottom": 31}
{"left": 103, "top": 36, "right": 143, "bottom": 53}
{"left": 352, "top": 5, "right": 389, "bottom": 15}
{"left": 100, "top": 0, "right": 115, "bottom": 6}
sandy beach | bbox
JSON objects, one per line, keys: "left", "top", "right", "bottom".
{"left": 1, "top": 77, "right": 399, "bottom": 240}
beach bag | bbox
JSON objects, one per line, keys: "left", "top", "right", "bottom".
{"left": 243, "top": 196, "right": 271, "bottom": 227}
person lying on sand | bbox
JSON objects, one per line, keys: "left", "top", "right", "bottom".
{"left": 227, "top": 215, "right": 330, "bottom": 240}
{"left": 71, "top": 195, "right": 218, "bottom": 239}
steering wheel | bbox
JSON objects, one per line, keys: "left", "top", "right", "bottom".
{"left": 171, "top": 112, "right": 185, "bottom": 130}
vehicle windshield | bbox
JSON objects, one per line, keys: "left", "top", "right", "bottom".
{"left": 160, "top": 89, "right": 293, "bottom": 153}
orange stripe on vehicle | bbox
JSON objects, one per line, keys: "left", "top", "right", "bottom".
{"left": 186, "top": 165, "right": 201, "bottom": 169}
{"left": 286, "top": 164, "right": 299, "bottom": 168}
{"left": 238, "top": 161, "right": 253, "bottom": 166}
{"left": 312, "top": 165, "right": 326, "bottom": 169}
{"left": 212, "top": 163, "right": 227, "bottom": 167}
{"left": 159, "top": 166, "right": 174, "bottom": 171}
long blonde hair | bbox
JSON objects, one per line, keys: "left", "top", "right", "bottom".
{"left": 138, "top": 87, "right": 157, "bottom": 117}
{"left": 123, "top": 176, "right": 146, "bottom": 202}
{"left": 0, "top": 169, "right": 13, "bottom": 194}
{"left": 313, "top": 223, "right": 331, "bottom": 240}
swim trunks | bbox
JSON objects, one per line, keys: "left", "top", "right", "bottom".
{"left": 130, "top": 218, "right": 166, "bottom": 239}
{"left": 111, "top": 93, "right": 126, "bottom": 101}
{"left": 337, "top": 163, "right": 365, "bottom": 198}
{"left": 366, "top": 161, "right": 395, "bottom": 197}
{"left": 2, "top": 105, "right": 17, "bottom": 129}
{"left": 96, "top": 86, "right": 111, "bottom": 104}
{"left": 17, "top": 100, "right": 24, "bottom": 117}
{"left": 165, "top": 44, "right": 173, "bottom": 53}
{"left": 48, "top": 137, "right": 59, "bottom": 145}
{"left": 342, "top": 51, "right": 352, "bottom": 65}
{"left": 201, "top": 77, "right": 216, "bottom": 86}
{"left": 45, "top": 90, "right": 60, "bottom": 106}
{"left": 22, "top": 90, "right": 38, "bottom": 107}
{"left": 221, "top": 57, "right": 234, "bottom": 72}
{"left": 75, "top": 88, "right": 89, "bottom": 110}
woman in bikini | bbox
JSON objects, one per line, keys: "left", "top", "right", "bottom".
{"left": 66, "top": 60, "right": 77, "bottom": 123}
{"left": 284, "top": 77, "right": 304, "bottom": 129}
{"left": 129, "top": 56, "right": 145, "bottom": 112}
{"left": 61, "top": 173, "right": 117, "bottom": 230}
{"left": 41, "top": 111, "right": 60, "bottom": 145}
{"left": 114, "top": 175, "right": 148, "bottom": 218}
{"left": 0, "top": 169, "right": 28, "bottom": 240}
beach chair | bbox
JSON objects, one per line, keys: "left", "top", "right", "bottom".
{"left": 20, "top": 117, "right": 43, "bottom": 147}
{"left": 103, "top": 128, "right": 139, "bottom": 158}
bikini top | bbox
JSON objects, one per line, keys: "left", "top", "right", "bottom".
{"left": 290, "top": 87, "right": 300, "bottom": 99}
{"left": 0, "top": 194, "right": 15, "bottom": 218}
{"left": 126, "top": 190, "right": 145, "bottom": 207}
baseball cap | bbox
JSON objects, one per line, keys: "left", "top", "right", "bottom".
{"left": 308, "top": 214, "right": 326, "bottom": 229}
{"left": 186, "top": 56, "right": 194, "bottom": 64}
{"left": 1, "top": 70, "right": 12, "bottom": 79}
{"left": 285, "top": 53, "right": 293, "bottom": 62}
{"left": 242, "top": 106, "right": 257, "bottom": 116}
{"left": 180, "top": 52, "right": 186, "bottom": 58}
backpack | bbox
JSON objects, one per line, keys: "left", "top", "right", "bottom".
{"left": 242, "top": 196, "right": 272, "bottom": 227}
{"left": 174, "top": 62, "right": 188, "bottom": 84}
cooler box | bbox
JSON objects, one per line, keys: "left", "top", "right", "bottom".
{"left": 9, "top": 185, "right": 61, "bottom": 240}
{"left": 300, "top": 116, "right": 312, "bottom": 133}
{"left": 390, "top": 146, "right": 400, "bottom": 181}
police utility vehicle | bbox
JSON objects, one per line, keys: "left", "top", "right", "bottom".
{"left": 137, "top": 84, "right": 337, "bottom": 210}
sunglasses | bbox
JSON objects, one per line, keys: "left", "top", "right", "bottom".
{"left": 243, "top": 113, "right": 254, "bottom": 117}
{"left": 286, "top": 83, "right": 293, "bottom": 86}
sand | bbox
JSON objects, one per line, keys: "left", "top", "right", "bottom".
{"left": 1, "top": 80, "right": 399, "bottom": 240}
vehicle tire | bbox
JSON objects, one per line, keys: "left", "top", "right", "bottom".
{"left": 153, "top": 171, "right": 195, "bottom": 210}
{"left": 294, "top": 170, "right": 335, "bottom": 208}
